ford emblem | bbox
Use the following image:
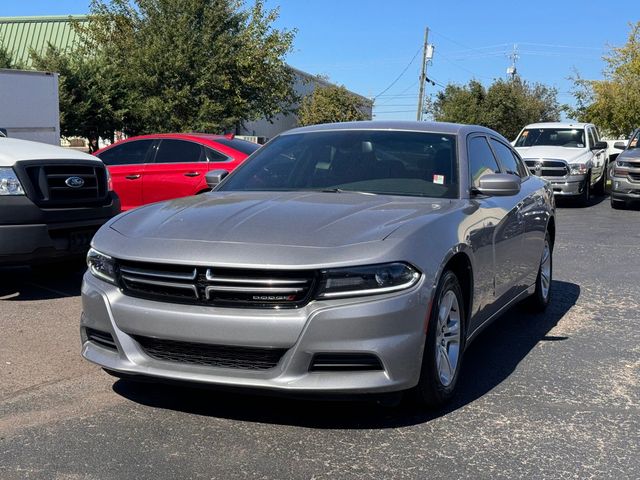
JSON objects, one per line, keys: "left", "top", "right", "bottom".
{"left": 65, "top": 176, "right": 85, "bottom": 188}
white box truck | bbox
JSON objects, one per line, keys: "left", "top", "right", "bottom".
{"left": 0, "top": 69, "right": 61, "bottom": 145}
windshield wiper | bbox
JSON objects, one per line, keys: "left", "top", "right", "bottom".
{"left": 318, "top": 188, "right": 377, "bottom": 195}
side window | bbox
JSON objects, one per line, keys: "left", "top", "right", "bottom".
{"left": 205, "top": 147, "right": 230, "bottom": 162}
{"left": 490, "top": 138, "right": 524, "bottom": 177}
{"left": 97, "top": 140, "right": 153, "bottom": 166}
{"left": 468, "top": 136, "right": 500, "bottom": 187}
{"left": 587, "top": 128, "right": 596, "bottom": 148}
{"left": 154, "top": 139, "right": 204, "bottom": 164}
{"left": 511, "top": 151, "right": 529, "bottom": 177}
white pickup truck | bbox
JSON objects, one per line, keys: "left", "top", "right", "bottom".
{"left": 513, "top": 122, "right": 608, "bottom": 205}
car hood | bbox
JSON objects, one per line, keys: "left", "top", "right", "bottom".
{"left": 618, "top": 148, "right": 640, "bottom": 162}
{"left": 515, "top": 146, "right": 591, "bottom": 163}
{"left": 109, "top": 191, "right": 455, "bottom": 248}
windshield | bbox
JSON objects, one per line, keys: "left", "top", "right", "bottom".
{"left": 515, "top": 128, "right": 586, "bottom": 148}
{"left": 218, "top": 130, "right": 458, "bottom": 198}
{"left": 628, "top": 130, "right": 639, "bottom": 149}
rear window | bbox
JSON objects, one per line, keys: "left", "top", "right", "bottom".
{"left": 214, "top": 138, "right": 261, "bottom": 155}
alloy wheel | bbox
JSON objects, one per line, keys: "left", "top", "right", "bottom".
{"left": 435, "top": 290, "right": 461, "bottom": 387}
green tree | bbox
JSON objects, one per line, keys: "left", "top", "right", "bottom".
{"left": 31, "top": 46, "right": 128, "bottom": 152}
{"left": 570, "top": 22, "right": 640, "bottom": 137}
{"left": 81, "top": 0, "right": 297, "bottom": 135}
{"left": 298, "top": 84, "right": 370, "bottom": 126}
{"left": 431, "top": 77, "right": 561, "bottom": 140}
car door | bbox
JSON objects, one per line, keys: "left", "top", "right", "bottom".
{"left": 467, "top": 135, "right": 525, "bottom": 328}
{"left": 142, "top": 139, "right": 209, "bottom": 205}
{"left": 589, "top": 126, "right": 605, "bottom": 184}
{"left": 95, "top": 139, "right": 154, "bottom": 210}
{"left": 489, "top": 137, "right": 543, "bottom": 289}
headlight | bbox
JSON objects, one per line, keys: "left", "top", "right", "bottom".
{"left": 316, "top": 262, "right": 420, "bottom": 299}
{"left": 569, "top": 163, "right": 588, "bottom": 175}
{"left": 0, "top": 168, "right": 25, "bottom": 195}
{"left": 87, "top": 248, "right": 117, "bottom": 284}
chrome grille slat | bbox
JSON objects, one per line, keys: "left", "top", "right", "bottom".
{"left": 117, "top": 261, "right": 316, "bottom": 308}
{"left": 120, "top": 265, "right": 197, "bottom": 280}
{"left": 205, "top": 271, "right": 309, "bottom": 285}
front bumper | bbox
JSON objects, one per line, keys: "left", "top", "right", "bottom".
{"left": 611, "top": 176, "right": 640, "bottom": 201}
{"left": 80, "top": 272, "right": 430, "bottom": 394}
{"left": 540, "top": 174, "right": 586, "bottom": 197}
{"left": 0, "top": 193, "right": 121, "bottom": 265}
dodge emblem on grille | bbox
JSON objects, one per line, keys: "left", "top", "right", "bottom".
{"left": 65, "top": 176, "right": 85, "bottom": 188}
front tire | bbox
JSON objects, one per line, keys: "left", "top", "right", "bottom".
{"left": 611, "top": 196, "right": 626, "bottom": 210}
{"left": 526, "top": 232, "right": 552, "bottom": 311}
{"left": 411, "top": 270, "right": 465, "bottom": 408}
{"left": 578, "top": 174, "right": 591, "bottom": 206}
{"left": 593, "top": 167, "right": 606, "bottom": 196}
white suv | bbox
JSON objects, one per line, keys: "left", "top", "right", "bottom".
{"left": 514, "top": 122, "right": 608, "bottom": 205}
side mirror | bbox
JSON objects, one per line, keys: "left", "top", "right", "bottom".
{"left": 613, "top": 141, "right": 627, "bottom": 150}
{"left": 475, "top": 173, "right": 521, "bottom": 196}
{"left": 591, "top": 141, "right": 608, "bottom": 151}
{"left": 205, "top": 169, "right": 229, "bottom": 189}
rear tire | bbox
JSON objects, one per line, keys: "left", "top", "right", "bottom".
{"left": 526, "top": 232, "right": 552, "bottom": 312}
{"left": 410, "top": 270, "right": 465, "bottom": 409}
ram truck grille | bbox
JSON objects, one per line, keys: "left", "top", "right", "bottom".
{"left": 524, "top": 159, "right": 570, "bottom": 177}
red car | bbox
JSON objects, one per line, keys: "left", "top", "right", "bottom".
{"left": 94, "top": 133, "right": 260, "bottom": 210}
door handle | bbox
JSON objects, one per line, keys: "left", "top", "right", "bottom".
{"left": 125, "top": 174, "right": 141, "bottom": 180}
{"left": 184, "top": 172, "right": 200, "bottom": 177}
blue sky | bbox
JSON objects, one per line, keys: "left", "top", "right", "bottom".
{"left": 4, "top": 0, "right": 637, "bottom": 120}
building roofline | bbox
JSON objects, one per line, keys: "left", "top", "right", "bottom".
{"left": 289, "top": 65, "right": 372, "bottom": 105}
{"left": 0, "top": 15, "right": 89, "bottom": 23}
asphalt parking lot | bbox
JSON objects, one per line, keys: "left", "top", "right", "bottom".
{"left": 1, "top": 197, "right": 638, "bottom": 480}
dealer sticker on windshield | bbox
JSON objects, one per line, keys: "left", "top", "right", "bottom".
{"left": 433, "top": 174, "right": 445, "bottom": 185}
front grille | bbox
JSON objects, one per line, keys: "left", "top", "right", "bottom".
{"left": 629, "top": 171, "right": 640, "bottom": 182}
{"left": 117, "top": 260, "right": 317, "bottom": 309}
{"left": 22, "top": 161, "right": 108, "bottom": 207}
{"left": 134, "top": 335, "right": 286, "bottom": 370}
{"left": 524, "top": 159, "right": 569, "bottom": 177}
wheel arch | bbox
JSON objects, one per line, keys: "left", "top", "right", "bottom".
{"left": 435, "top": 248, "right": 474, "bottom": 331}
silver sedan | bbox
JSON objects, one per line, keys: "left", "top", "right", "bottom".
{"left": 81, "top": 121, "right": 555, "bottom": 408}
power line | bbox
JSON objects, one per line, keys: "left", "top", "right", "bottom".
{"left": 373, "top": 44, "right": 423, "bottom": 99}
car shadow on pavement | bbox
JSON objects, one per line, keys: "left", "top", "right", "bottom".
{"left": 555, "top": 195, "right": 606, "bottom": 208}
{"left": 112, "top": 279, "right": 580, "bottom": 429}
{"left": 0, "top": 264, "right": 84, "bottom": 301}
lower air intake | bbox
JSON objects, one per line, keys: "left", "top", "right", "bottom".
{"left": 134, "top": 336, "right": 286, "bottom": 370}
{"left": 309, "top": 353, "right": 384, "bottom": 372}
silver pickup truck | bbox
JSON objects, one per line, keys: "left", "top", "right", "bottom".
{"left": 514, "top": 122, "right": 608, "bottom": 205}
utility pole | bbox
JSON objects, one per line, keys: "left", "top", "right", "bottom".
{"left": 507, "top": 43, "right": 519, "bottom": 80}
{"left": 416, "top": 27, "right": 430, "bottom": 121}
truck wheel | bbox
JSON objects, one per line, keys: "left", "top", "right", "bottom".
{"left": 578, "top": 174, "right": 591, "bottom": 206}
{"left": 611, "top": 196, "right": 626, "bottom": 210}
{"left": 526, "top": 232, "right": 552, "bottom": 312}
{"left": 410, "top": 270, "right": 465, "bottom": 409}
{"left": 593, "top": 166, "right": 606, "bottom": 196}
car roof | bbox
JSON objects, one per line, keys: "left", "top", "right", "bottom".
{"left": 122, "top": 133, "right": 229, "bottom": 143}
{"left": 281, "top": 120, "right": 508, "bottom": 142}
{"left": 523, "top": 122, "right": 592, "bottom": 129}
